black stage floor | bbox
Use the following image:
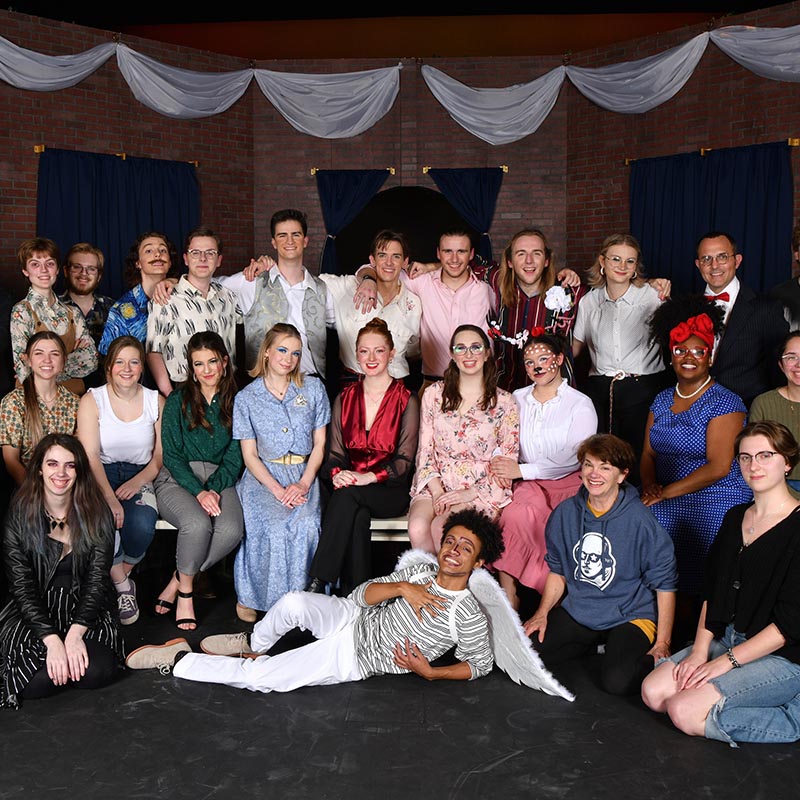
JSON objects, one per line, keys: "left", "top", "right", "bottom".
{"left": 2, "top": 544, "right": 799, "bottom": 799}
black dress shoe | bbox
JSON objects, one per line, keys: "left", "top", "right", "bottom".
{"left": 306, "top": 578, "right": 326, "bottom": 594}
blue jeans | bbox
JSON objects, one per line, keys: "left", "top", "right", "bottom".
{"left": 104, "top": 462, "right": 158, "bottom": 566}
{"left": 669, "top": 624, "right": 800, "bottom": 746}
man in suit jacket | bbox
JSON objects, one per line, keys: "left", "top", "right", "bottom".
{"left": 697, "top": 231, "right": 787, "bottom": 406}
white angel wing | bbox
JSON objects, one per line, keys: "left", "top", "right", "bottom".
{"left": 394, "top": 549, "right": 574, "bottom": 701}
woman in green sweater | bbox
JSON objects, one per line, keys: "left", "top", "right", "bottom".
{"left": 153, "top": 332, "right": 243, "bottom": 630}
{"left": 750, "top": 331, "right": 800, "bottom": 493}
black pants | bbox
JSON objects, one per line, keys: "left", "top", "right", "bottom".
{"left": 310, "top": 482, "right": 410, "bottom": 591}
{"left": 534, "top": 606, "right": 654, "bottom": 696}
{"left": 583, "top": 372, "right": 666, "bottom": 486}
{"left": 22, "top": 639, "right": 120, "bottom": 700}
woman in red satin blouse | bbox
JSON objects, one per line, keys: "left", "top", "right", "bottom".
{"left": 306, "top": 318, "right": 419, "bottom": 595}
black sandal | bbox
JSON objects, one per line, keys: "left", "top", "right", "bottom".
{"left": 155, "top": 570, "right": 179, "bottom": 615}
{"left": 176, "top": 588, "right": 197, "bottom": 630}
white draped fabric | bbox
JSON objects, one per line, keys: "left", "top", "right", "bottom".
{"left": 0, "top": 36, "right": 114, "bottom": 91}
{"left": 0, "top": 24, "right": 799, "bottom": 139}
{"left": 566, "top": 34, "right": 709, "bottom": 114}
{"left": 116, "top": 45, "right": 252, "bottom": 119}
{"left": 254, "top": 64, "right": 401, "bottom": 139}
{"left": 711, "top": 24, "right": 800, "bottom": 82}
{"left": 420, "top": 64, "right": 566, "bottom": 145}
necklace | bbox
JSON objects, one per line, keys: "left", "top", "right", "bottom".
{"left": 743, "top": 499, "right": 791, "bottom": 545}
{"left": 675, "top": 375, "right": 711, "bottom": 399}
{"left": 45, "top": 510, "right": 68, "bottom": 531}
{"left": 265, "top": 377, "right": 289, "bottom": 399}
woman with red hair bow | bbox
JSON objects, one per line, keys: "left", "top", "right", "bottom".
{"left": 641, "top": 299, "right": 750, "bottom": 609}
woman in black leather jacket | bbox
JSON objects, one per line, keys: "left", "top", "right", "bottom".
{"left": 0, "top": 433, "right": 122, "bottom": 709}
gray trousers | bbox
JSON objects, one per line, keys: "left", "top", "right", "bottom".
{"left": 154, "top": 462, "right": 244, "bottom": 576}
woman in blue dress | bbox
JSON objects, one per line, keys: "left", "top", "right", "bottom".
{"left": 641, "top": 299, "right": 750, "bottom": 606}
{"left": 233, "top": 323, "right": 330, "bottom": 620}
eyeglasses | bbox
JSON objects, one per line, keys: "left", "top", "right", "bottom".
{"left": 781, "top": 353, "right": 800, "bottom": 366}
{"left": 736, "top": 451, "right": 779, "bottom": 466}
{"left": 672, "top": 346, "right": 709, "bottom": 359}
{"left": 68, "top": 263, "right": 99, "bottom": 275}
{"left": 698, "top": 253, "right": 733, "bottom": 266}
{"left": 187, "top": 249, "right": 219, "bottom": 260}
{"left": 605, "top": 255, "right": 637, "bottom": 268}
{"left": 451, "top": 343, "right": 486, "bottom": 356}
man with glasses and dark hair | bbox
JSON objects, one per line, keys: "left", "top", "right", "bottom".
{"left": 146, "top": 227, "right": 240, "bottom": 396}
{"left": 696, "top": 231, "right": 786, "bottom": 406}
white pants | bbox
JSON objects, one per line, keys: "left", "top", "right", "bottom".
{"left": 173, "top": 591, "right": 362, "bottom": 693}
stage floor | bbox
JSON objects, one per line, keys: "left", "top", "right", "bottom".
{"left": 2, "top": 555, "right": 798, "bottom": 799}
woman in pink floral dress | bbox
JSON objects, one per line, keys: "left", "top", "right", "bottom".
{"left": 408, "top": 325, "right": 519, "bottom": 552}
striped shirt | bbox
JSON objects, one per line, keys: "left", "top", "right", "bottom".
{"left": 350, "top": 563, "right": 492, "bottom": 680}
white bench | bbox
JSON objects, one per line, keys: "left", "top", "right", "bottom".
{"left": 155, "top": 515, "right": 409, "bottom": 542}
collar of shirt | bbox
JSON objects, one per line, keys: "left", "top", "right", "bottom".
{"left": 272, "top": 267, "right": 319, "bottom": 296}
{"left": 430, "top": 268, "right": 479, "bottom": 292}
{"left": 705, "top": 275, "right": 740, "bottom": 311}
{"left": 26, "top": 286, "right": 56, "bottom": 310}
{"left": 178, "top": 275, "right": 223, "bottom": 299}
{"left": 524, "top": 378, "right": 568, "bottom": 406}
{"left": 601, "top": 283, "right": 639, "bottom": 305}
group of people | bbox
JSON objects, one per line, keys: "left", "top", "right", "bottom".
{"left": 1, "top": 214, "right": 800, "bottom": 749}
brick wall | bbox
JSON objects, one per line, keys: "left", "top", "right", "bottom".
{"left": 0, "top": 3, "right": 799, "bottom": 299}
{"left": 0, "top": 11, "right": 254, "bottom": 297}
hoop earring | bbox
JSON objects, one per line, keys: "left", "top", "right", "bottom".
{"left": 600, "top": 266, "right": 605, "bottom": 277}
{"left": 223, "top": 366, "right": 227, "bottom": 377}
{"left": 192, "top": 373, "right": 198, "bottom": 382}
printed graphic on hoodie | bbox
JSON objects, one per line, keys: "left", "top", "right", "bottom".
{"left": 573, "top": 532, "right": 616, "bottom": 591}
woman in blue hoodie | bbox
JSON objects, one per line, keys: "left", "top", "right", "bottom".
{"left": 524, "top": 434, "right": 677, "bottom": 695}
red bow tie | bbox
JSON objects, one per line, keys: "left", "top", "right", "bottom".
{"left": 705, "top": 292, "right": 730, "bottom": 303}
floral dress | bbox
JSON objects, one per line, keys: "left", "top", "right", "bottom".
{"left": 410, "top": 382, "right": 519, "bottom": 517}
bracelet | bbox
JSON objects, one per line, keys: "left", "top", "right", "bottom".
{"left": 360, "top": 274, "right": 377, "bottom": 283}
{"left": 726, "top": 647, "right": 741, "bottom": 668}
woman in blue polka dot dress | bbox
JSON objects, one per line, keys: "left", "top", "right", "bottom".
{"left": 641, "top": 299, "right": 751, "bottom": 600}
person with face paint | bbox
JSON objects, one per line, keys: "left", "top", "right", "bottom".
{"left": 489, "top": 332, "right": 597, "bottom": 610}
{"left": 641, "top": 298, "right": 751, "bottom": 638}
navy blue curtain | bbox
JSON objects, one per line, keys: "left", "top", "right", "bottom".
{"left": 427, "top": 167, "right": 504, "bottom": 262}
{"left": 316, "top": 169, "right": 389, "bottom": 274}
{"left": 630, "top": 141, "right": 792, "bottom": 293}
{"left": 37, "top": 148, "right": 200, "bottom": 298}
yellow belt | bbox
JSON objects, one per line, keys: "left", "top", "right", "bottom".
{"left": 267, "top": 453, "right": 308, "bottom": 465}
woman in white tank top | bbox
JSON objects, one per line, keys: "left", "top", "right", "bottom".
{"left": 77, "top": 336, "right": 164, "bottom": 626}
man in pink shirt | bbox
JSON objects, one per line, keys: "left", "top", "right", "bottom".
{"left": 357, "top": 230, "right": 494, "bottom": 389}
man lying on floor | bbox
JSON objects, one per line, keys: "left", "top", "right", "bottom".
{"left": 127, "top": 508, "right": 504, "bottom": 691}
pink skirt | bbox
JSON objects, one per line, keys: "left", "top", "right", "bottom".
{"left": 492, "top": 472, "right": 583, "bottom": 592}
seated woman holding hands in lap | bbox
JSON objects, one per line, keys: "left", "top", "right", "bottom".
{"left": 0, "top": 434, "right": 123, "bottom": 709}
{"left": 409, "top": 324, "right": 519, "bottom": 552}
{"left": 154, "top": 332, "right": 244, "bottom": 630}
{"left": 233, "top": 323, "right": 329, "bottom": 619}
{"left": 490, "top": 331, "right": 597, "bottom": 610}
{"left": 77, "top": 336, "right": 164, "bottom": 626}
{"left": 525, "top": 434, "right": 677, "bottom": 696}
{"left": 0, "top": 331, "right": 78, "bottom": 485}
{"left": 306, "top": 319, "right": 419, "bottom": 595}
{"left": 642, "top": 422, "right": 800, "bottom": 746}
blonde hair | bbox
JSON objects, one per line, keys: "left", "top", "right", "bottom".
{"left": 587, "top": 234, "right": 645, "bottom": 289}
{"left": 498, "top": 229, "right": 554, "bottom": 308}
{"left": 249, "top": 323, "right": 305, "bottom": 387}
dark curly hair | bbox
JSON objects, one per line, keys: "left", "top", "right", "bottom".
{"left": 441, "top": 508, "right": 505, "bottom": 564}
{"left": 123, "top": 231, "right": 179, "bottom": 288}
{"left": 648, "top": 294, "right": 725, "bottom": 359}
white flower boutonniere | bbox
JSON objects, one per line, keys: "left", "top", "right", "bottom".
{"left": 544, "top": 285, "right": 572, "bottom": 313}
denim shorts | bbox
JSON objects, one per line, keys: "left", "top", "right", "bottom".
{"left": 668, "top": 624, "right": 800, "bottom": 746}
